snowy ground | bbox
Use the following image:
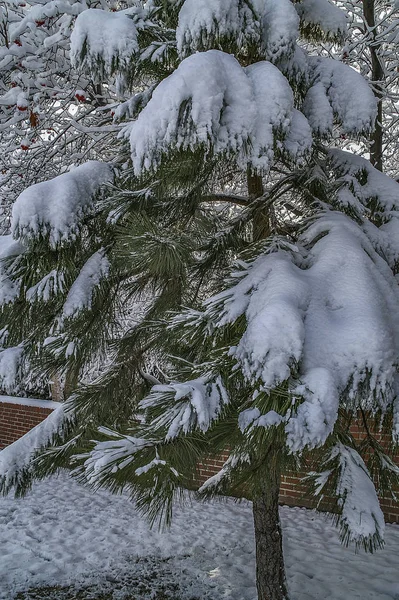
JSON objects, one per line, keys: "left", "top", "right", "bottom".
{"left": 0, "top": 472, "right": 398, "bottom": 600}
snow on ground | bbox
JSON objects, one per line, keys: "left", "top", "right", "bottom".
{"left": 0, "top": 472, "right": 398, "bottom": 600}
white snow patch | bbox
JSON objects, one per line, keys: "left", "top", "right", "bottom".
{"left": 1, "top": 474, "right": 399, "bottom": 600}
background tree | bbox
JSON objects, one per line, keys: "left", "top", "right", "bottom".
{"left": 0, "top": 0, "right": 151, "bottom": 229}
{"left": 324, "top": 1, "right": 399, "bottom": 175}
{"left": 1, "top": 2, "right": 399, "bottom": 600}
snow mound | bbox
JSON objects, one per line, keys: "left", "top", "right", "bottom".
{"left": 245, "top": 61, "right": 294, "bottom": 170}
{"left": 208, "top": 249, "right": 309, "bottom": 389}
{"left": 127, "top": 50, "right": 297, "bottom": 175}
{"left": 0, "top": 346, "right": 24, "bottom": 396}
{"left": 282, "top": 108, "right": 313, "bottom": 162}
{"left": 176, "top": 0, "right": 299, "bottom": 61}
{"left": 12, "top": 162, "right": 113, "bottom": 247}
{"left": 287, "top": 367, "right": 338, "bottom": 451}
{"left": 71, "top": 9, "right": 139, "bottom": 76}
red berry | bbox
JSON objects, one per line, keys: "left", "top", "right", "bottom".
{"left": 35, "top": 20, "right": 45, "bottom": 26}
{"left": 21, "top": 144, "right": 29, "bottom": 150}
{"left": 17, "top": 105, "right": 27, "bottom": 111}
{"left": 14, "top": 39, "right": 22, "bottom": 46}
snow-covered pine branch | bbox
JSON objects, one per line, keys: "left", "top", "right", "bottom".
{"left": 0, "top": 235, "right": 23, "bottom": 305}
{"left": 199, "top": 208, "right": 399, "bottom": 452}
{"left": 71, "top": 9, "right": 141, "bottom": 78}
{"left": 303, "top": 57, "right": 377, "bottom": 135}
{"left": 0, "top": 403, "right": 71, "bottom": 496}
{"left": 296, "top": 0, "right": 348, "bottom": 42}
{"left": 11, "top": 161, "right": 113, "bottom": 247}
{"left": 126, "top": 49, "right": 309, "bottom": 175}
{"left": 140, "top": 374, "right": 229, "bottom": 440}
{"left": 62, "top": 249, "right": 110, "bottom": 318}
{"left": 82, "top": 428, "right": 158, "bottom": 487}
{"left": 314, "top": 444, "right": 385, "bottom": 551}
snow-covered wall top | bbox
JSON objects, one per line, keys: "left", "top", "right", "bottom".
{"left": 0, "top": 395, "right": 61, "bottom": 410}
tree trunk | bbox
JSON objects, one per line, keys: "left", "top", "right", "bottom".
{"left": 247, "top": 170, "right": 271, "bottom": 242}
{"left": 363, "top": 0, "right": 384, "bottom": 172}
{"left": 64, "top": 366, "right": 79, "bottom": 400}
{"left": 252, "top": 458, "right": 289, "bottom": 600}
{"left": 247, "top": 172, "right": 288, "bottom": 599}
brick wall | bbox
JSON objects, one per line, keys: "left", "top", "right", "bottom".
{"left": 0, "top": 396, "right": 60, "bottom": 449}
{"left": 197, "top": 416, "right": 399, "bottom": 525}
{"left": 1, "top": 399, "right": 398, "bottom": 523}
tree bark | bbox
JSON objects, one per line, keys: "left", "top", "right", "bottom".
{"left": 252, "top": 458, "right": 289, "bottom": 600}
{"left": 363, "top": 0, "right": 384, "bottom": 172}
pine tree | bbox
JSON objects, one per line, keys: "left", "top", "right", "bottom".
{"left": 1, "top": 2, "right": 399, "bottom": 600}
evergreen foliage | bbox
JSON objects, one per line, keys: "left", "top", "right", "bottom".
{"left": 1, "top": 1, "right": 399, "bottom": 599}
